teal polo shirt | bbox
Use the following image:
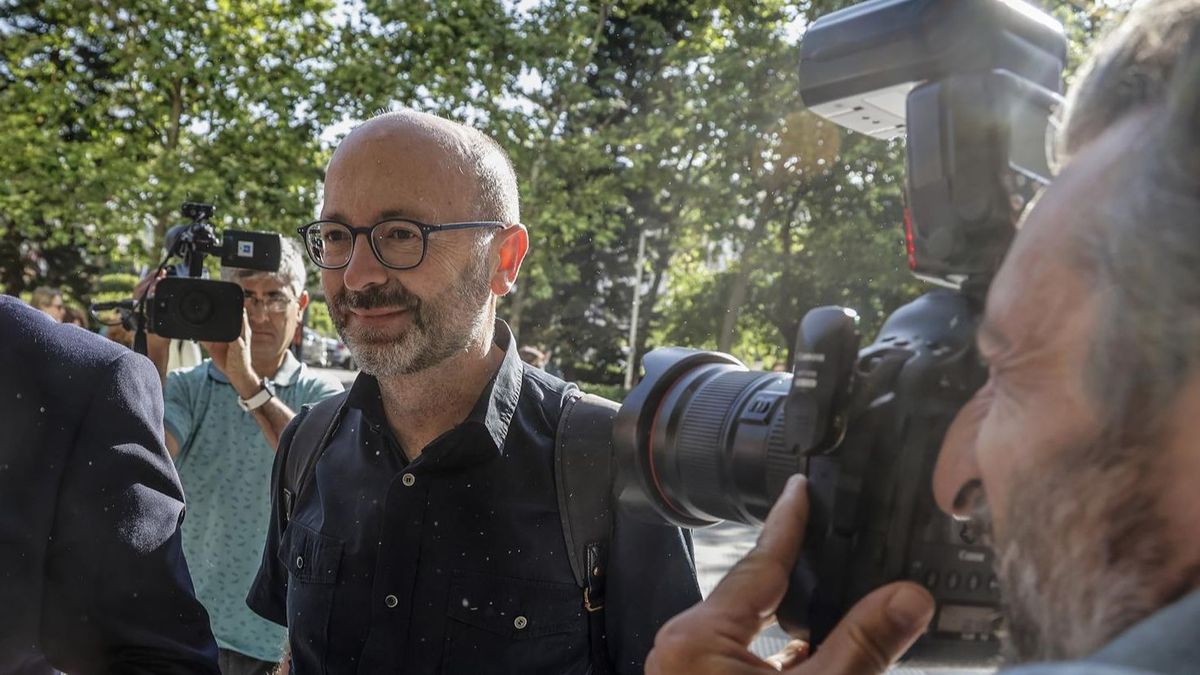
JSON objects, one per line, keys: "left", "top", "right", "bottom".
{"left": 164, "top": 352, "right": 342, "bottom": 662}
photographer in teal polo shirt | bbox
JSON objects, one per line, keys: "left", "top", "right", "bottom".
{"left": 143, "top": 239, "right": 342, "bottom": 675}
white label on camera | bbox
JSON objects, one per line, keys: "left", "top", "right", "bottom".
{"left": 238, "top": 241, "right": 254, "bottom": 257}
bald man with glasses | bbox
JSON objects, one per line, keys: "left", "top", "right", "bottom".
{"left": 248, "top": 111, "right": 702, "bottom": 675}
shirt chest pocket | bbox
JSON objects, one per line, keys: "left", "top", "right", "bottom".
{"left": 442, "top": 570, "right": 589, "bottom": 675}
{"left": 280, "top": 522, "right": 343, "bottom": 673}
{"left": 281, "top": 521, "right": 342, "bottom": 584}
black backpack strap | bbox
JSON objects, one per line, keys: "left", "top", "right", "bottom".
{"left": 280, "top": 392, "right": 348, "bottom": 525}
{"left": 555, "top": 390, "right": 620, "bottom": 674}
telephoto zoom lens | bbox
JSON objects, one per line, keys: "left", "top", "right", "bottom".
{"left": 614, "top": 348, "right": 802, "bottom": 528}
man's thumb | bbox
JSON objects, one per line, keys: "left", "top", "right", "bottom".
{"left": 796, "top": 582, "right": 934, "bottom": 675}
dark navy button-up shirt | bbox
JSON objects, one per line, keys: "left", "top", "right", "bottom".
{"left": 248, "top": 321, "right": 701, "bottom": 674}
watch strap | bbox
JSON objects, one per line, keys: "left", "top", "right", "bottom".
{"left": 238, "top": 380, "right": 274, "bottom": 411}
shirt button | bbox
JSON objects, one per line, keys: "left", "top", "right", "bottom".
{"left": 513, "top": 616, "right": 528, "bottom": 630}
{"left": 295, "top": 556, "right": 304, "bottom": 569}
{"left": 401, "top": 473, "right": 416, "bottom": 487}
{"left": 385, "top": 594, "right": 399, "bottom": 608}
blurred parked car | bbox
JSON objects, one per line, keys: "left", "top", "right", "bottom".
{"left": 301, "top": 328, "right": 328, "bottom": 368}
{"left": 325, "top": 337, "right": 355, "bottom": 370}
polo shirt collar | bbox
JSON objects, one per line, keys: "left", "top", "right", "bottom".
{"left": 206, "top": 349, "right": 304, "bottom": 387}
{"left": 347, "top": 319, "right": 524, "bottom": 457}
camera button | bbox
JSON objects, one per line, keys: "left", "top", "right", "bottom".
{"left": 401, "top": 473, "right": 416, "bottom": 487}
{"left": 923, "top": 570, "right": 939, "bottom": 589}
{"left": 946, "top": 571, "right": 961, "bottom": 590}
{"left": 967, "top": 573, "right": 981, "bottom": 591}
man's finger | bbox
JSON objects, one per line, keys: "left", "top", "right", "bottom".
{"left": 701, "top": 474, "right": 809, "bottom": 642}
{"left": 796, "top": 582, "right": 934, "bottom": 675}
{"left": 240, "top": 310, "right": 253, "bottom": 342}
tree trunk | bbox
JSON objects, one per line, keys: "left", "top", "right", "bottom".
{"left": 717, "top": 214, "right": 770, "bottom": 353}
{"left": 633, "top": 239, "right": 672, "bottom": 381}
{"left": 154, "top": 78, "right": 186, "bottom": 248}
{"left": 776, "top": 189, "right": 808, "bottom": 367}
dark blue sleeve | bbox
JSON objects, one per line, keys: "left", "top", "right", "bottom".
{"left": 604, "top": 515, "right": 702, "bottom": 674}
{"left": 246, "top": 409, "right": 307, "bottom": 626}
{"left": 40, "top": 352, "right": 220, "bottom": 675}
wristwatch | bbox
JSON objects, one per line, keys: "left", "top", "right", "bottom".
{"left": 237, "top": 378, "right": 276, "bottom": 412}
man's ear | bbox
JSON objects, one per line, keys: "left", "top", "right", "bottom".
{"left": 297, "top": 289, "right": 310, "bottom": 314}
{"left": 490, "top": 224, "right": 529, "bottom": 296}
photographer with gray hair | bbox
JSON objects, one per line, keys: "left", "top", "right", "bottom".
{"left": 142, "top": 238, "right": 342, "bottom": 675}
{"left": 646, "top": 1, "right": 1200, "bottom": 674}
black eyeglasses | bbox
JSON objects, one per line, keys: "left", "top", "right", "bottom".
{"left": 296, "top": 218, "right": 505, "bottom": 271}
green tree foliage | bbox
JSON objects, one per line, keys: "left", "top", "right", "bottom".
{"left": 318, "top": 0, "right": 1129, "bottom": 383}
{"left": 4, "top": 0, "right": 1129, "bottom": 381}
{"left": 1, "top": 0, "right": 339, "bottom": 306}
{"left": 306, "top": 298, "right": 335, "bottom": 338}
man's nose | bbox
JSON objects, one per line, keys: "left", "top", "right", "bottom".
{"left": 245, "top": 305, "right": 272, "bottom": 323}
{"left": 932, "top": 393, "right": 987, "bottom": 518}
{"left": 342, "top": 236, "right": 389, "bottom": 290}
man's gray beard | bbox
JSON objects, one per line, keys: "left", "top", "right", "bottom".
{"left": 992, "top": 436, "right": 1176, "bottom": 664}
{"left": 333, "top": 253, "right": 493, "bottom": 378}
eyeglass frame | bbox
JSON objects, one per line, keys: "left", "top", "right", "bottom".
{"left": 296, "top": 218, "right": 507, "bottom": 271}
{"left": 243, "top": 291, "right": 297, "bottom": 315}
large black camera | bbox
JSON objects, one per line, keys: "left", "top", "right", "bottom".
{"left": 147, "top": 202, "right": 282, "bottom": 342}
{"left": 612, "top": 0, "right": 1065, "bottom": 666}
{"left": 94, "top": 203, "right": 282, "bottom": 346}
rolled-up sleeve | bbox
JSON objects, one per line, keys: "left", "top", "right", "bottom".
{"left": 162, "top": 368, "right": 195, "bottom": 454}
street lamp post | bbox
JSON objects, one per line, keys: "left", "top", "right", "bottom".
{"left": 624, "top": 227, "right": 649, "bottom": 390}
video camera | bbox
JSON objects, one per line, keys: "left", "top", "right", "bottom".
{"left": 611, "top": 0, "right": 1065, "bottom": 666}
{"left": 93, "top": 203, "right": 282, "bottom": 349}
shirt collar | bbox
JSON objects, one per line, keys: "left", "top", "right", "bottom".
{"left": 207, "top": 349, "right": 304, "bottom": 387}
{"left": 347, "top": 319, "right": 524, "bottom": 459}
{"left": 471, "top": 319, "right": 524, "bottom": 453}
{"left": 1085, "top": 587, "right": 1200, "bottom": 672}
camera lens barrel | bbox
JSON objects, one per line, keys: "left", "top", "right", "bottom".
{"left": 615, "top": 349, "right": 801, "bottom": 529}
{"left": 180, "top": 290, "right": 215, "bottom": 325}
